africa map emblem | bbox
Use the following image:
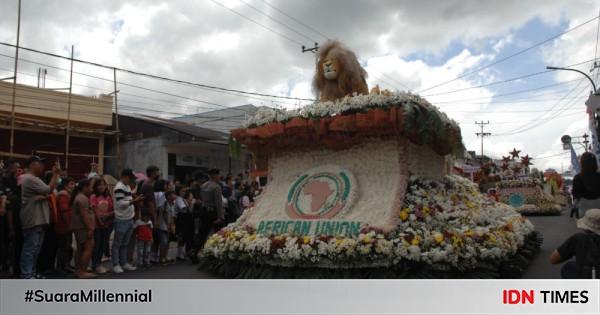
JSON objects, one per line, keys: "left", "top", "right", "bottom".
{"left": 286, "top": 165, "right": 357, "bottom": 220}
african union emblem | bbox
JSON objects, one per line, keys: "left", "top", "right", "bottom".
{"left": 286, "top": 165, "right": 357, "bottom": 220}
{"left": 509, "top": 193, "right": 525, "bottom": 208}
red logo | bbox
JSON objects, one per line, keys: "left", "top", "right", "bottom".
{"left": 503, "top": 289, "right": 535, "bottom": 304}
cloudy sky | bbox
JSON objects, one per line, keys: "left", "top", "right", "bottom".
{"left": 0, "top": 0, "right": 599, "bottom": 171}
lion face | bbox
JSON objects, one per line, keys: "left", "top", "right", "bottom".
{"left": 322, "top": 58, "right": 340, "bottom": 80}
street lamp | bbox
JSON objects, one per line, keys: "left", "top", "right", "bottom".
{"left": 548, "top": 66, "right": 599, "bottom": 156}
{"left": 546, "top": 66, "right": 597, "bottom": 94}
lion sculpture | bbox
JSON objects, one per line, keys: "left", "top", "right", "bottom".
{"left": 312, "top": 40, "right": 369, "bottom": 102}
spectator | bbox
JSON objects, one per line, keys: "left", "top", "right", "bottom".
{"left": 198, "top": 168, "right": 225, "bottom": 251}
{"left": 0, "top": 173, "right": 7, "bottom": 272}
{"left": 55, "top": 177, "right": 75, "bottom": 274}
{"left": 140, "top": 166, "right": 159, "bottom": 263}
{"left": 90, "top": 178, "right": 114, "bottom": 274}
{"left": 572, "top": 152, "right": 600, "bottom": 218}
{"left": 20, "top": 156, "right": 60, "bottom": 279}
{"left": 550, "top": 208, "right": 600, "bottom": 278}
{"left": 222, "top": 176, "right": 233, "bottom": 199}
{"left": 151, "top": 179, "right": 168, "bottom": 264}
{"left": 126, "top": 175, "right": 141, "bottom": 266}
{"left": 174, "top": 186, "right": 193, "bottom": 261}
{"left": 239, "top": 184, "right": 254, "bottom": 212}
{"left": 36, "top": 171, "right": 59, "bottom": 276}
{"left": 112, "top": 169, "right": 140, "bottom": 274}
{"left": 3, "top": 159, "right": 23, "bottom": 277}
{"left": 70, "top": 179, "right": 96, "bottom": 279}
{"left": 251, "top": 181, "right": 262, "bottom": 197}
{"left": 157, "top": 190, "right": 176, "bottom": 265}
{"left": 141, "top": 166, "right": 160, "bottom": 224}
{"left": 134, "top": 210, "right": 153, "bottom": 268}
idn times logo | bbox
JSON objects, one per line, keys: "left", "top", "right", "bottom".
{"left": 502, "top": 289, "right": 590, "bottom": 304}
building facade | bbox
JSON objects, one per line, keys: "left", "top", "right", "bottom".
{"left": 0, "top": 81, "right": 114, "bottom": 178}
{"left": 105, "top": 114, "right": 247, "bottom": 182}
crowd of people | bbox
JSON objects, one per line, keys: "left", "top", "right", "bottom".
{"left": 0, "top": 156, "right": 261, "bottom": 279}
{"left": 1, "top": 152, "right": 599, "bottom": 279}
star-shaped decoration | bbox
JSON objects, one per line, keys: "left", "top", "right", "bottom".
{"left": 521, "top": 155, "right": 533, "bottom": 167}
{"left": 500, "top": 163, "right": 509, "bottom": 171}
{"left": 509, "top": 148, "right": 521, "bottom": 159}
{"left": 501, "top": 156, "right": 511, "bottom": 163}
{"left": 512, "top": 164, "right": 521, "bottom": 173}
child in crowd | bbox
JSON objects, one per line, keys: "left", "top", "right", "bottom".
{"left": 70, "top": 179, "right": 96, "bottom": 279}
{"left": 135, "top": 210, "right": 153, "bottom": 268}
{"left": 90, "top": 178, "right": 114, "bottom": 274}
{"left": 156, "top": 191, "right": 176, "bottom": 265}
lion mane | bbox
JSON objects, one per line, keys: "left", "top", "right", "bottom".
{"left": 312, "top": 40, "right": 369, "bottom": 102}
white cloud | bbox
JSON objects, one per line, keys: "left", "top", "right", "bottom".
{"left": 0, "top": 0, "right": 599, "bottom": 171}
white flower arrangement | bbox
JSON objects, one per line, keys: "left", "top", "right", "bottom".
{"left": 202, "top": 174, "right": 535, "bottom": 269}
{"left": 241, "top": 92, "right": 459, "bottom": 129}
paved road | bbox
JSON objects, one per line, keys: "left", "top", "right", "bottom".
{"left": 522, "top": 210, "right": 579, "bottom": 279}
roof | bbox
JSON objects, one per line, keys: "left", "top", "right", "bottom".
{"left": 175, "top": 104, "right": 258, "bottom": 120}
{"left": 118, "top": 113, "right": 230, "bottom": 144}
{"left": 173, "top": 104, "right": 264, "bottom": 133}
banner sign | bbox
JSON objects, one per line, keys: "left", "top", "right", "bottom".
{"left": 1, "top": 280, "right": 598, "bottom": 315}
{"left": 241, "top": 141, "right": 408, "bottom": 234}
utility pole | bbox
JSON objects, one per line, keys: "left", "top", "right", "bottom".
{"left": 9, "top": 0, "right": 21, "bottom": 155}
{"left": 112, "top": 68, "right": 122, "bottom": 174}
{"left": 302, "top": 42, "right": 319, "bottom": 53}
{"left": 65, "top": 45, "right": 74, "bottom": 170}
{"left": 475, "top": 120, "right": 491, "bottom": 161}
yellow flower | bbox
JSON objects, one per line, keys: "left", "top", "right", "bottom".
{"left": 411, "top": 237, "right": 420, "bottom": 246}
{"left": 464, "top": 230, "right": 474, "bottom": 237}
{"left": 433, "top": 233, "right": 444, "bottom": 244}
{"left": 336, "top": 238, "right": 343, "bottom": 246}
{"left": 399, "top": 210, "right": 409, "bottom": 221}
{"left": 363, "top": 235, "right": 372, "bottom": 244}
{"left": 303, "top": 236, "right": 311, "bottom": 244}
{"left": 422, "top": 206, "right": 430, "bottom": 214}
{"left": 249, "top": 234, "right": 257, "bottom": 241}
{"left": 452, "top": 236, "right": 463, "bottom": 247}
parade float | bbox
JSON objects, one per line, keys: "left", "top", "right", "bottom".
{"left": 198, "top": 41, "right": 541, "bottom": 278}
{"left": 496, "top": 150, "right": 562, "bottom": 216}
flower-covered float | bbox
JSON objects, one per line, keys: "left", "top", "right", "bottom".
{"left": 496, "top": 150, "right": 562, "bottom": 216}
{"left": 198, "top": 41, "right": 541, "bottom": 278}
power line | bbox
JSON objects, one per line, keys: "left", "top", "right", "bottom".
{"left": 466, "top": 111, "right": 584, "bottom": 124}
{"left": 0, "top": 52, "right": 292, "bottom": 113}
{"left": 422, "top": 58, "right": 594, "bottom": 97}
{"left": 0, "top": 42, "right": 316, "bottom": 102}
{"left": 417, "top": 14, "right": 600, "bottom": 94}
{"left": 238, "top": 0, "right": 318, "bottom": 43}
{"left": 0, "top": 50, "right": 313, "bottom": 108}
{"left": 493, "top": 81, "right": 588, "bottom": 136}
{"left": 259, "top": 0, "right": 330, "bottom": 40}
{"left": 535, "top": 151, "right": 570, "bottom": 159}
{"left": 429, "top": 78, "right": 581, "bottom": 104}
{"left": 209, "top": 0, "right": 305, "bottom": 46}
{"left": 437, "top": 95, "right": 588, "bottom": 107}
